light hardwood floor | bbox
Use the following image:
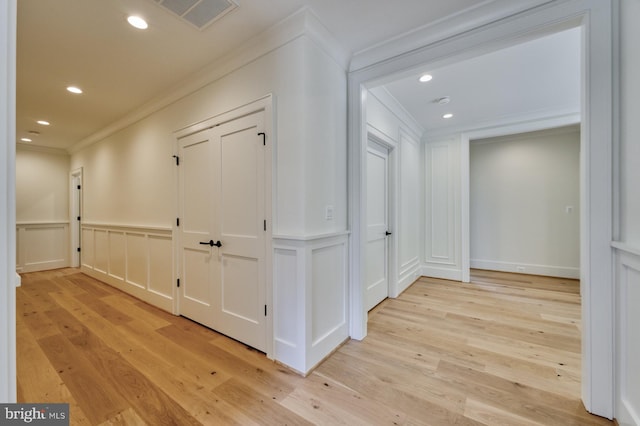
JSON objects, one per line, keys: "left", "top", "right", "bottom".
{"left": 17, "top": 268, "right": 612, "bottom": 425}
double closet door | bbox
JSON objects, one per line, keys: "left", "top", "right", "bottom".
{"left": 177, "top": 110, "right": 267, "bottom": 352}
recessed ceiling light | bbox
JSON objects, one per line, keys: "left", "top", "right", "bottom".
{"left": 67, "top": 86, "right": 83, "bottom": 94}
{"left": 443, "top": 113, "right": 454, "bottom": 119}
{"left": 419, "top": 74, "right": 433, "bottom": 83}
{"left": 20, "top": 138, "right": 32, "bottom": 142}
{"left": 37, "top": 120, "right": 50, "bottom": 126}
{"left": 127, "top": 15, "right": 148, "bottom": 30}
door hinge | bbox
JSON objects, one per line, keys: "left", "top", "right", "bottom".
{"left": 264, "top": 220, "right": 266, "bottom": 231}
{"left": 77, "top": 185, "right": 81, "bottom": 190}
{"left": 177, "top": 278, "right": 180, "bottom": 288}
{"left": 177, "top": 218, "right": 180, "bottom": 227}
{"left": 77, "top": 247, "right": 81, "bottom": 252}
{"left": 77, "top": 216, "right": 81, "bottom": 221}
{"left": 264, "top": 305, "right": 267, "bottom": 316}
{"left": 258, "top": 132, "right": 266, "bottom": 146}
{"left": 173, "top": 155, "right": 180, "bottom": 166}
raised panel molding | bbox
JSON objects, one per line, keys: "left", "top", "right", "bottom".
{"left": 273, "top": 232, "right": 349, "bottom": 375}
{"left": 423, "top": 138, "right": 462, "bottom": 281}
{"left": 614, "top": 243, "right": 640, "bottom": 426}
{"left": 81, "top": 223, "right": 173, "bottom": 312}
{"left": 16, "top": 222, "right": 70, "bottom": 273}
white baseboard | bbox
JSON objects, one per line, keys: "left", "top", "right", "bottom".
{"left": 421, "top": 265, "right": 463, "bottom": 281}
{"left": 471, "top": 259, "right": 579, "bottom": 279}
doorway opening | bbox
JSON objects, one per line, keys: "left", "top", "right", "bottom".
{"left": 348, "top": 1, "right": 614, "bottom": 418}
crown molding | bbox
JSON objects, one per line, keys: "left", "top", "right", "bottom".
{"left": 423, "top": 108, "right": 580, "bottom": 141}
{"left": 349, "top": 0, "right": 554, "bottom": 72}
{"left": 17, "top": 143, "right": 69, "bottom": 156}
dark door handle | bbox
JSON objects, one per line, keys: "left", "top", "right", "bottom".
{"left": 199, "top": 240, "right": 222, "bottom": 247}
{"left": 385, "top": 231, "right": 392, "bottom": 236}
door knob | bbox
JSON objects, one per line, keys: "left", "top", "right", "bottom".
{"left": 199, "top": 240, "right": 222, "bottom": 247}
{"left": 385, "top": 231, "right": 392, "bottom": 236}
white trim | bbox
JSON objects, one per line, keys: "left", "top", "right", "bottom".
{"left": 82, "top": 222, "right": 172, "bottom": 235}
{"left": 348, "top": 0, "right": 615, "bottom": 418}
{"left": 0, "top": 0, "right": 16, "bottom": 404}
{"left": 16, "top": 221, "right": 70, "bottom": 226}
{"left": 272, "top": 231, "right": 350, "bottom": 242}
{"left": 424, "top": 109, "right": 580, "bottom": 140}
{"left": 470, "top": 259, "right": 580, "bottom": 279}
{"left": 350, "top": 0, "right": 555, "bottom": 72}
{"left": 367, "top": 87, "right": 424, "bottom": 138}
{"left": 420, "top": 265, "right": 463, "bottom": 282}
{"left": 16, "top": 143, "right": 69, "bottom": 156}
{"left": 612, "top": 241, "right": 640, "bottom": 258}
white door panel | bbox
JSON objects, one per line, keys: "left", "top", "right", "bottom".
{"left": 178, "top": 133, "right": 216, "bottom": 328}
{"left": 365, "top": 141, "right": 390, "bottom": 311}
{"left": 214, "top": 112, "right": 266, "bottom": 352}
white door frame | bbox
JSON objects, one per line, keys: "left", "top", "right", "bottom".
{"left": 173, "top": 95, "right": 274, "bottom": 359}
{"left": 348, "top": 0, "right": 615, "bottom": 418}
{"left": 69, "top": 168, "right": 83, "bottom": 268}
{"left": 366, "top": 126, "right": 399, "bottom": 302}
{"left": 0, "top": 0, "right": 17, "bottom": 404}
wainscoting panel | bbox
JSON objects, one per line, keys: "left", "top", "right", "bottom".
{"left": 126, "top": 233, "right": 147, "bottom": 288}
{"left": 273, "top": 232, "right": 349, "bottom": 375}
{"left": 81, "top": 223, "right": 174, "bottom": 312}
{"left": 108, "top": 231, "right": 126, "bottom": 281}
{"left": 398, "top": 256, "right": 420, "bottom": 295}
{"left": 423, "top": 137, "right": 462, "bottom": 281}
{"left": 16, "top": 222, "right": 70, "bottom": 273}
{"left": 273, "top": 248, "right": 301, "bottom": 369}
{"left": 614, "top": 243, "right": 640, "bottom": 426}
{"left": 148, "top": 235, "right": 173, "bottom": 299}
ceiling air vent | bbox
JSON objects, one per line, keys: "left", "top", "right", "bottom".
{"left": 155, "top": 0, "right": 238, "bottom": 30}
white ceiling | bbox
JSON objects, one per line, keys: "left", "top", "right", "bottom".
{"left": 380, "top": 27, "right": 581, "bottom": 134}
{"left": 17, "top": 0, "right": 571, "bottom": 151}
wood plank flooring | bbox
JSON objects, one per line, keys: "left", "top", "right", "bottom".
{"left": 16, "top": 268, "right": 612, "bottom": 425}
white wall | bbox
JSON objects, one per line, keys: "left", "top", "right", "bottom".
{"left": 16, "top": 147, "right": 70, "bottom": 272}
{"left": 16, "top": 147, "right": 69, "bottom": 222}
{"left": 70, "top": 11, "right": 349, "bottom": 375}
{"left": 619, "top": 0, "right": 640, "bottom": 246}
{"left": 365, "top": 87, "right": 423, "bottom": 294}
{"left": 615, "top": 1, "right": 640, "bottom": 424}
{"left": 470, "top": 127, "right": 580, "bottom": 278}
{"left": 70, "top": 38, "right": 346, "bottom": 238}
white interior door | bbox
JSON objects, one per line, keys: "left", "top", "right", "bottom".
{"left": 178, "top": 110, "right": 266, "bottom": 353}
{"left": 365, "top": 140, "right": 390, "bottom": 311}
